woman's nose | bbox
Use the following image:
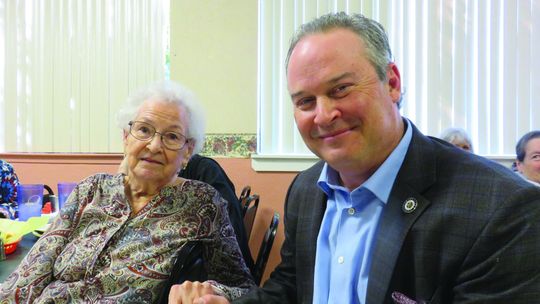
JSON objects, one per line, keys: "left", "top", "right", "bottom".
{"left": 147, "top": 133, "right": 164, "bottom": 152}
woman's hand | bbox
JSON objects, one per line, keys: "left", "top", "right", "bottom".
{"left": 168, "top": 281, "right": 230, "bottom": 304}
{"left": 193, "top": 295, "right": 231, "bottom": 304}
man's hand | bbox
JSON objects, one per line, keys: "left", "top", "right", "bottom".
{"left": 168, "top": 281, "right": 230, "bottom": 304}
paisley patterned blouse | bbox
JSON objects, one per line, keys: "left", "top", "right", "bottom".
{"left": 0, "top": 173, "right": 254, "bottom": 303}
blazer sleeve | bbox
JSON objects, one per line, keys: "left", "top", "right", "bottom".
{"left": 451, "top": 185, "right": 540, "bottom": 302}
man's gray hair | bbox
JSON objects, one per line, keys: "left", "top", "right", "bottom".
{"left": 116, "top": 80, "right": 206, "bottom": 154}
{"left": 286, "top": 12, "right": 393, "bottom": 81}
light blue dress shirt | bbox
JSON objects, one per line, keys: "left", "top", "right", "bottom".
{"left": 312, "top": 119, "right": 413, "bottom": 304}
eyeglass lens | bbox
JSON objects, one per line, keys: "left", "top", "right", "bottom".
{"left": 129, "top": 121, "right": 187, "bottom": 150}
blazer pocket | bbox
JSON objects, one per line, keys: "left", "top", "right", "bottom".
{"left": 392, "top": 291, "right": 427, "bottom": 304}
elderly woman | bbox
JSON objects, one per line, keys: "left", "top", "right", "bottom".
{"left": 0, "top": 80, "right": 254, "bottom": 303}
{"left": 440, "top": 127, "right": 474, "bottom": 153}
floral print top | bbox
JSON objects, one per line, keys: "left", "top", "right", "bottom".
{"left": 0, "top": 173, "right": 254, "bottom": 303}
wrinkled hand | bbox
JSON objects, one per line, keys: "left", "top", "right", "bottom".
{"left": 193, "top": 294, "right": 230, "bottom": 304}
{"left": 168, "top": 281, "right": 229, "bottom": 304}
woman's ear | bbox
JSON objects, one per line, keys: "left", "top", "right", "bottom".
{"left": 180, "top": 142, "right": 195, "bottom": 172}
{"left": 122, "top": 129, "right": 130, "bottom": 148}
{"left": 185, "top": 140, "right": 195, "bottom": 160}
{"left": 118, "top": 156, "right": 129, "bottom": 174}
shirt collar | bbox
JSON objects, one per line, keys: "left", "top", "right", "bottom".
{"left": 318, "top": 118, "right": 413, "bottom": 203}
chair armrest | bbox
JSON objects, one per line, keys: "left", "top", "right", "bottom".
{"left": 157, "top": 241, "right": 208, "bottom": 304}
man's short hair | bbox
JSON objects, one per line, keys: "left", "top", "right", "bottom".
{"left": 285, "top": 12, "right": 402, "bottom": 107}
{"left": 516, "top": 130, "right": 540, "bottom": 161}
{"left": 285, "top": 12, "right": 392, "bottom": 82}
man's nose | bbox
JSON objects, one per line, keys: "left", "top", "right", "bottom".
{"left": 313, "top": 98, "right": 339, "bottom": 126}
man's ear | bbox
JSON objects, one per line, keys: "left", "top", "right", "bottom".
{"left": 386, "top": 63, "right": 401, "bottom": 103}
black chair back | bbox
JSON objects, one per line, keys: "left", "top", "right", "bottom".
{"left": 238, "top": 185, "right": 251, "bottom": 217}
{"left": 157, "top": 241, "right": 207, "bottom": 304}
{"left": 252, "top": 212, "right": 280, "bottom": 285}
{"left": 243, "top": 194, "right": 260, "bottom": 240}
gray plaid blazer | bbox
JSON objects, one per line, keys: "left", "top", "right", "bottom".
{"left": 235, "top": 123, "right": 540, "bottom": 304}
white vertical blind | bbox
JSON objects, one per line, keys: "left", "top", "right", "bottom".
{"left": 0, "top": 0, "right": 169, "bottom": 152}
{"left": 258, "top": 0, "right": 540, "bottom": 157}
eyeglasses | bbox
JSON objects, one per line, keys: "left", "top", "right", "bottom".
{"left": 128, "top": 121, "right": 189, "bottom": 150}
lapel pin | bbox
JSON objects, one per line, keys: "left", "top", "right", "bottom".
{"left": 402, "top": 197, "right": 418, "bottom": 213}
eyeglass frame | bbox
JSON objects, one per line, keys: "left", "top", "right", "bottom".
{"left": 128, "top": 121, "right": 191, "bottom": 151}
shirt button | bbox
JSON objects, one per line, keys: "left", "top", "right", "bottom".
{"left": 347, "top": 207, "right": 355, "bottom": 215}
{"left": 338, "top": 256, "right": 344, "bottom": 264}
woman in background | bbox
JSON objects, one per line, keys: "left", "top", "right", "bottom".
{"left": 440, "top": 127, "right": 474, "bottom": 153}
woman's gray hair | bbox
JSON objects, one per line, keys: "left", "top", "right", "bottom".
{"left": 286, "top": 12, "right": 393, "bottom": 82}
{"left": 440, "top": 127, "right": 473, "bottom": 152}
{"left": 116, "top": 80, "right": 206, "bottom": 154}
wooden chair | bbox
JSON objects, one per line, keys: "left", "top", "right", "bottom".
{"left": 252, "top": 212, "right": 280, "bottom": 285}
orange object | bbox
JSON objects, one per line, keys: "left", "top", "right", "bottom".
{"left": 4, "top": 237, "right": 21, "bottom": 255}
{"left": 42, "top": 202, "right": 52, "bottom": 214}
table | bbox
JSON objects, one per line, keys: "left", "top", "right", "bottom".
{"left": 0, "top": 234, "right": 38, "bottom": 282}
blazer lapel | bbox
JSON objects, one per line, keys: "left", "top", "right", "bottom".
{"left": 366, "top": 126, "right": 437, "bottom": 304}
{"left": 301, "top": 188, "right": 327, "bottom": 303}
{"left": 293, "top": 161, "right": 327, "bottom": 303}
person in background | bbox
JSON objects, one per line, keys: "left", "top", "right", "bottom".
{"left": 176, "top": 12, "right": 540, "bottom": 304}
{"left": 0, "top": 159, "right": 19, "bottom": 219}
{"left": 511, "top": 161, "right": 519, "bottom": 172}
{"left": 0, "top": 80, "right": 253, "bottom": 303}
{"left": 440, "top": 127, "right": 474, "bottom": 152}
{"left": 515, "top": 130, "right": 540, "bottom": 186}
{"left": 179, "top": 154, "right": 254, "bottom": 270}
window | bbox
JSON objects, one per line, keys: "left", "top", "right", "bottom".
{"left": 0, "top": 0, "right": 169, "bottom": 152}
{"left": 255, "top": 0, "right": 540, "bottom": 171}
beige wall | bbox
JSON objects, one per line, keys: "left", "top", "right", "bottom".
{"left": 170, "top": 0, "right": 258, "bottom": 134}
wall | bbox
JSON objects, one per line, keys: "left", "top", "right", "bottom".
{"left": 0, "top": 153, "right": 296, "bottom": 284}
{"left": 170, "top": 0, "right": 258, "bottom": 134}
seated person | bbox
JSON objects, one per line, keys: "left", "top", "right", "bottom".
{"left": 515, "top": 130, "right": 540, "bottom": 186}
{"left": 0, "top": 80, "right": 254, "bottom": 302}
{"left": 440, "top": 127, "right": 474, "bottom": 152}
{"left": 0, "top": 159, "right": 19, "bottom": 219}
{"left": 179, "top": 154, "right": 254, "bottom": 270}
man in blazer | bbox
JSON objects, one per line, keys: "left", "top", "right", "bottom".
{"left": 170, "top": 12, "right": 540, "bottom": 304}
{"left": 238, "top": 126, "right": 540, "bottom": 303}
